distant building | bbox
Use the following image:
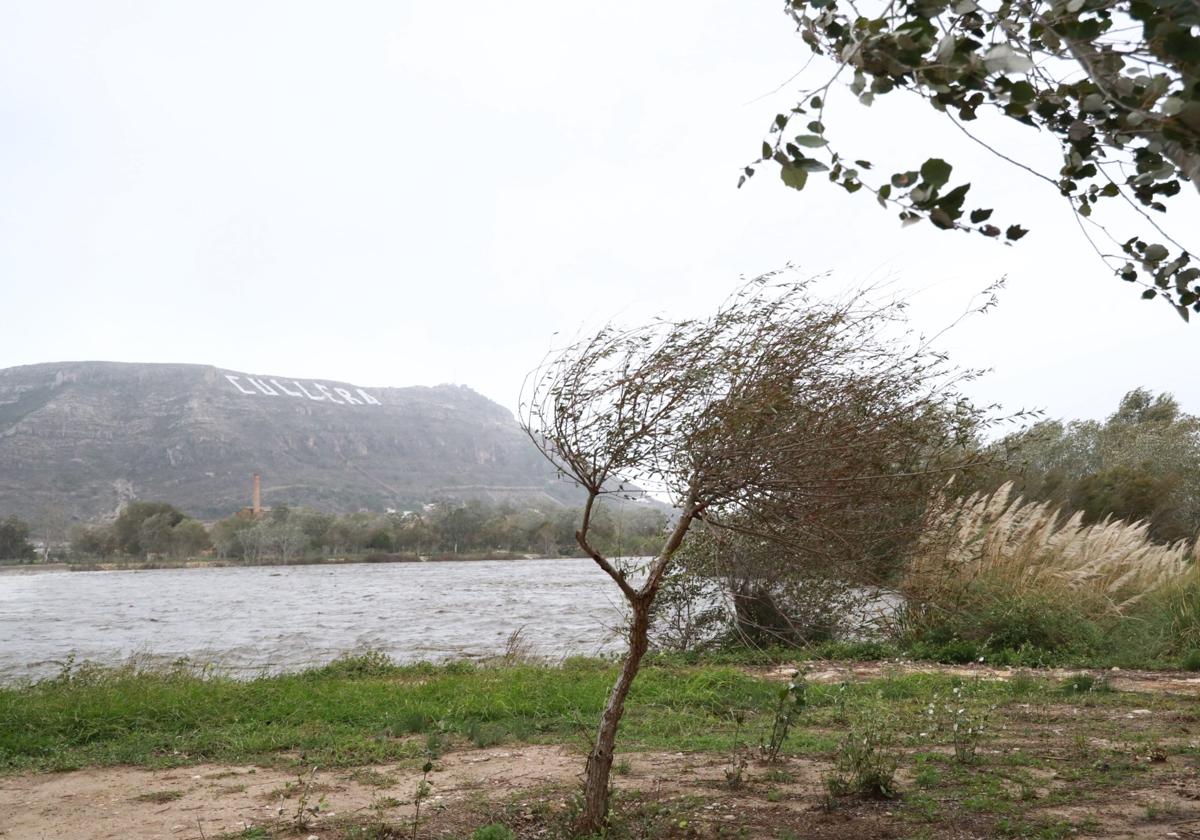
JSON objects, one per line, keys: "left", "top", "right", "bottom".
{"left": 236, "top": 473, "right": 271, "bottom": 519}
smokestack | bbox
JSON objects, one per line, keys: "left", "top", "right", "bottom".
{"left": 252, "top": 473, "right": 262, "bottom": 516}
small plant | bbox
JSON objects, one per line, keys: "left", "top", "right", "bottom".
{"left": 1060, "top": 673, "right": 1112, "bottom": 694}
{"left": 410, "top": 757, "right": 434, "bottom": 840}
{"left": 761, "top": 668, "right": 808, "bottom": 763}
{"left": 133, "top": 789, "right": 183, "bottom": 803}
{"left": 471, "top": 825, "right": 517, "bottom": 840}
{"left": 923, "top": 684, "right": 993, "bottom": 763}
{"left": 1180, "top": 649, "right": 1200, "bottom": 671}
{"left": 824, "top": 711, "right": 899, "bottom": 800}
{"left": 286, "top": 767, "right": 326, "bottom": 832}
{"left": 501, "top": 626, "right": 535, "bottom": 664}
{"left": 352, "top": 768, "right": 398, "bottom": 788}
{"left": 762, "top": 768, "right": 795, "bottom": 784}
{"left": 614, "top": 758, "right": 632, "bottom": 776}
{"left": 913, "top": 766, "right": 940, "bottom": 788}
{"left": 724, "top": 708, "right": 749, "bottom": 790}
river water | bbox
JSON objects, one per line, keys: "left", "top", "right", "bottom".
{"left": 0, "top": 559, "right": 635, "bottom": 683}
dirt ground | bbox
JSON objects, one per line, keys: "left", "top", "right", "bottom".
{"left": 5, "top": 741, "right": 1200, "bottom": 839}
{"left": 763, "top": 659, "right": 1200, "bottom": 697}
{"left": 0, "top": 746, "right": 775, "bottom": 840}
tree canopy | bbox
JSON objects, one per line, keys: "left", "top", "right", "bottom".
{"left": 986, "top": 387, "right": 1200, "bottom": 540}
{"left": 0, "top": 516, "right": 37, "bottom": 562}
{"left": 750, "top": 0, "right": 1200, "bottom": 314}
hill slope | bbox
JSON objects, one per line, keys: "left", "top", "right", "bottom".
{"left": 0, "top": 361, "right": 577, "bottom": 520}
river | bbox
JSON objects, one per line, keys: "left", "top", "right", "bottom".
{"left": 0, "top": 559, "right": 635, "bottom": 683}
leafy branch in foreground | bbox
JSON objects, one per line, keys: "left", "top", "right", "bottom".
{"left": 745, "top": 0, "right": 1199, "bottom": 316}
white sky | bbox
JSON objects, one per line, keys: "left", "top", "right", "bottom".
{"left": 1, "top": 1, "right": 1196, "bottom": 426}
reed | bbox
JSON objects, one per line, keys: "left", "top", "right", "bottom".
{"left": 904, "top": 482, "right": 1196, "bottom": 615}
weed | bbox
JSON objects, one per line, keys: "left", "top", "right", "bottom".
{"left": 281, "top": 767, "right": 326, "bottom": 832}
{"left": 471, "top": 825, "right": 517, "bottom": 840}
{"left": 614, "top": 758, "right": 632, "bottom": 776}
{"left": 824, "top": 709, "right": 899, "bottom": 800}
{"left": 723, "top": 708, "right": 749, "bottom": 789}
{"left": 914, "top": 766, "right": 941, "bottom": 788}
{"left": 923, "top": 684, "right": 992, "bottom": 763}
{"left": 1181, "top": 649, "right": 1200, "bottom": 671}
{"left": 1060, "top": 673, "right": 1112, "bottom": 694}
{"left": 761, "top": 767, "right": 795, "bottom": 783}
{"left": 351, "top": 768, "right": 398, "bottom": 788}
{"left": 761, "top": 668, "right": 807, "bottom": 763}
{"left": 410, "top": 756, "right": 434, "bottom": 840}
{"left": 501, "top": 626, "right": 536, "bottom": 664}
{"left": 134, "top": 789, "right": 183, "bottom": 803}
{"left": 1144, "top": 797, "right": 1182, "bottom": 820}
{"left": 766, "top": 787, "right": 784, "bottom": 802}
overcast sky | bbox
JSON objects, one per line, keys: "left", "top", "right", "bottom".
{"left": 1, "top": 1, "right": 1196, "bottom": 426}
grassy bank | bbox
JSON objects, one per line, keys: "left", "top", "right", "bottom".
{"left": 0, "top": 653, "right": 1180, "bottom": 774}
{"left": 6, "top": 654, "right": 1200, "bottom": 838}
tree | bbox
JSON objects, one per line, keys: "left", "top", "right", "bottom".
{"left": 988, "top": 387, "right": 1200, "bottom": 540}
{"left": 171, "top": 519, "right": 213, "bottom": 557}
{"left": 0, "top": 516, "right": 37, "bottom": 562}
{"left": 521, "top": 274, "right": 982, "bottom": 832}
{"left": 113, "top": 501, "right": 185, "bottom": 556}
{"left": 68, "top": 523, "right": 118, "bottom": 559}
{"left": 750, "top": 0, "right": 1200, "bottom": 314}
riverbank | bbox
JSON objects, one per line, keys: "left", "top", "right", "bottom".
{"left": 0, "top": 551, "right": 566, "bottom": 574}
{"left": 3, "top": 654, "right": 1200, "bottom": 838}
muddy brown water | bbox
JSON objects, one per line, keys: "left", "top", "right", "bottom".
{"left": 0, "top": 558, "right": 634, "bottom": 683}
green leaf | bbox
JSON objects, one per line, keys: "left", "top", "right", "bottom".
{"left": 1143, "top": 243, "right": 1169, "bottom": 262}
{"left": 969, "top": 208, "right": 993, "bottom": 223}
{"left": 920, "top": 158, "right": 954, "bottom": 188}
{"left": 1005, "top": 224, "right": 1028, "bottom": 241}
{"left": 779, "top": 163, "right": 809, "bottom": 191}
{"left": 930, "top": 208, "right": 956, "bottom": 229}
{"left": 891, "top": 171, "right": 919, "bottom": 188}
{"left": 794, "top": 135, "right": 826, "bottom": 147}
{"left": 761, "top": 142, "right": 772, "bottom": 159}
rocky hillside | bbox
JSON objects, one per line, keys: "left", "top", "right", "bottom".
{"left": 0, "top": 361, "right": 578, "bottom": 521}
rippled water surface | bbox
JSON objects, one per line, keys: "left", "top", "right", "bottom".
{"left": 0, "top": 559, "right": 632, "bottom": 682}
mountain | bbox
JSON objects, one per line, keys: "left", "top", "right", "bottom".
{"left": 0, "top": 361, "right": 580, "bottom": 521}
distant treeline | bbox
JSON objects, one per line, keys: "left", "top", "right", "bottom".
{"left": 58, "top": 498, "right": 669, "bottom": 563}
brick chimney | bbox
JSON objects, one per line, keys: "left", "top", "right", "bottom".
{"left": 252, "top": 472, "right": 262, "bottom": 516}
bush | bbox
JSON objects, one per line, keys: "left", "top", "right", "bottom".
{"left": 472, "top": 825, "right": 516, "bottom": 840}
{"left": 824, "top": 711, "right": 899, "bottom": 800}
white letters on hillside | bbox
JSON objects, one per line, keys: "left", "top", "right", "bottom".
{"left": 224, "top": 373, "right": 382, "bottom": 406}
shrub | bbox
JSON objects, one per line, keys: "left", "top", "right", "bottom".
{"left": 824, "top": 711, "right": 899, "bottom": 799}
{"left": 472, "top": 825, "right": 516, "bottom": 840}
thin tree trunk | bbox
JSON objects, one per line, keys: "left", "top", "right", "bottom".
{"left": 575, "top": 598, "right": 652, "bottom": 835}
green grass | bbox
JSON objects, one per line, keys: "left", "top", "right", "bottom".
{"left": 0, "top": 654, "right": 788, "bottom": 772}
{"left": 0, "top": 652, "right": 1089, "bottom": 774}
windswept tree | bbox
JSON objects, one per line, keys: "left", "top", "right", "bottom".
{"left": 521, "top": 274, "right": 986, "bottom": 832}
{"left": 750, "top": 0, "right": 1200, "bottom": 314}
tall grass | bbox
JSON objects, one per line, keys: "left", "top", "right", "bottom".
{"left": 898, "top": 483, "right": 1200, "bottom": 663}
